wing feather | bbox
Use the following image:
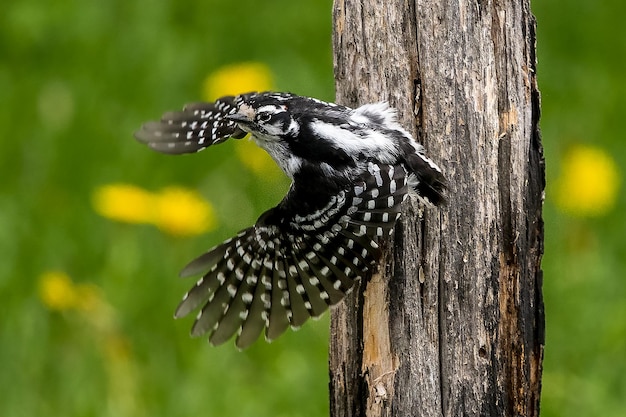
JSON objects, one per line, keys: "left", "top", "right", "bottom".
{"left": 175, "top": 161, "right": 411, "bottom": 348}
{"left": 134, "top": 96, "right": 247, "bottom": 155}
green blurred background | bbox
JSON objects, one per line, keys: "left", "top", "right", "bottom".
{"left": 0, "top": 1, "right": 624, "bottom": 416}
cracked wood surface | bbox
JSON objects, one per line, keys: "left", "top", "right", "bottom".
{"left": 329, "top": 1, "right": 545, "bottom": 416}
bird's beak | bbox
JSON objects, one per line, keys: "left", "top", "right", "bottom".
{"left": 225, "top": 112, "right": 253, "bottom": 138}
{"left": 226, "top": 103, "right": 255, "bottom": 126}
{"left": 225, "top": 113, "right": 253, "bottom": 124}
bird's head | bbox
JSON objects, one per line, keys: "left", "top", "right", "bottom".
{"left": 227, "top": 94, "right": 300, "bottom": 142}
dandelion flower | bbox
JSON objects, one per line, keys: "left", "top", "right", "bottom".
{"left": 153, "top": 187, "right": 217, "bottom": 236}
{"left": 93, "top": 183, "right": 217, "bottom": 237}
{"left": 554, "top": 144, "right": 620, "bottom": 217}
{"left": 38, "top": 271, "right": 78, "bottom": 311}
{"left": 202, "top": 62, "right": 274, "bottom": 101}
{"left": 92, "top": 184, "right": 154, "bottom": 224}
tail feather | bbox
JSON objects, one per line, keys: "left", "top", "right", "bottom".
{"left": 404, "top": 153, "right": 447, "bottom": 206}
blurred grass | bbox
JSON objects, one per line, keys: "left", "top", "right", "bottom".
{"left": 537, "top": 1, "right": 626, "bottom": 416}
{"left": 0, "top": 1, "right": 333, "bottom": 416}
{"left": 0, "top": 0, "right": 624, "bottom": 416}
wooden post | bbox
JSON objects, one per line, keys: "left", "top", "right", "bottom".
{"left": 329, "top": 1, "right": 545, "bottom": 416}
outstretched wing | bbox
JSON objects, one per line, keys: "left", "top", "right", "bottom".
{"left": 134, "top": 96, "right": 249, "bottom": 155}
{"left": 175, "top": 162, "right": 409, "bottom": 349}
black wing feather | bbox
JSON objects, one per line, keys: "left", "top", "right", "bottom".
{"left": 175, "top": 162, "right": 409, "bottom": 348}
{"left": 134, "top": 96, "right": 247, "bottom": 155}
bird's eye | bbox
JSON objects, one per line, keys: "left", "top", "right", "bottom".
{"left": 257, "top": 113, "right": 272, "bottom": 123}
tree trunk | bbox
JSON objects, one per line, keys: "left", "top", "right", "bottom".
{"left": 329, "top": 1, "right": 545, "bottom": 417}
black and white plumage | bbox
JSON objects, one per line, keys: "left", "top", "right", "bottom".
{"left": 135, "top": 92, "right": 446, "bottom": 349}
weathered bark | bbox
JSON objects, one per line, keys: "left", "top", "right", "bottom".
{"left": 329, "top": 1, "right": 545, "bottom": 417}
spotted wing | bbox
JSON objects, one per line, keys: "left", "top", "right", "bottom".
{"left": 175, "top": 162, "right": 409, "bottom": 349}
{"left": 134, "top": 95, "right": 249, "bottom": 155}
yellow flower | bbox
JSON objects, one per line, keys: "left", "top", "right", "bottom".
{"left": 554, "top": 144, "right": 620, "bottom": 217}
{"left": 202, "top": 62, "right": 274, "bottom": 101}
{"left": 92, "top": 184, "right": 154, "bottom": 224}
{"left": 38, "top": 271, "right": 78, "bottom": 311}
{"left": 38, "top": 271, "right": 105, "bottom": 313}
{"left": 153, "top": 186, "right": 217, "bottom": 236}
{"left": 93, "top": 183, "right": 217, "bottom": 236}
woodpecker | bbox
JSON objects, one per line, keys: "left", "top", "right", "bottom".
{"left": 135, "top": 92, "right": 445, "bottom": 349}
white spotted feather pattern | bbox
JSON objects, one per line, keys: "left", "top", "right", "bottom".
{"left": 135, "top": 96, "right": 247, "bottom": 154}
{"left": 175, "top": 162, "right": 408, "bottom": 349}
